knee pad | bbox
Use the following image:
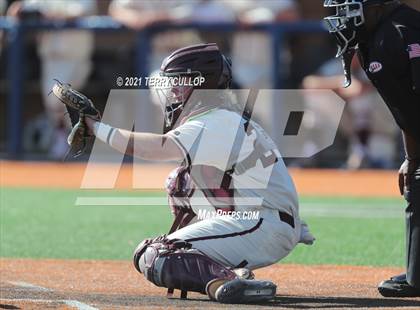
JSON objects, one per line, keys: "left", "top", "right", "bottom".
{"left": 133, "top": 235, "right": 168, "bottom": 274}
{"left": 133, "top": 237, "right": 236, "bottom": 294}
{"left": 133, "top": 238, "right": 153, "bottom": 274}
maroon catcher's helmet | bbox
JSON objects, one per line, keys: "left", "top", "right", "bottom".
{"left": 156, "top": 43, "right": 232, "bottom": 131}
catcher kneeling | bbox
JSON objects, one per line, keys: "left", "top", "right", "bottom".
{"left": 52, "top": 43, "right": 315, "bottom": 304}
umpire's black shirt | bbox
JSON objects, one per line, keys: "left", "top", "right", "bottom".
{"left": 358, "top": 4, "right": 420, "bottom": 141}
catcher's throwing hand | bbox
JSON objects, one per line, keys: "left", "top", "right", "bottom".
{"left": 51, "top": 80, "right": 101, "bottom": 158}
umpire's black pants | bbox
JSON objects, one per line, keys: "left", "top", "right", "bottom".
{"left": 405, "top": 163, "right": 420, "bottom": 288}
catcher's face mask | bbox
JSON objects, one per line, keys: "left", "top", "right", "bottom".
{"left": 155, "top": 72, "right": 196, "bottom": 131}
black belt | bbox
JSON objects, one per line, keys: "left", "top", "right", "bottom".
{"left": 279, "top": 211, "right": 295, "bottom": 228}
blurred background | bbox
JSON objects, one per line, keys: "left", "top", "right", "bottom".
{"left": 0, "top": 0, "right": 419, "bottom": 168}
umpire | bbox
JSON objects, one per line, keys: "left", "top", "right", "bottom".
{"left": 324, "top": 0, "right": 420, "bottom": 297}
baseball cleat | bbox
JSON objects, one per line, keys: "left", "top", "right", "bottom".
{"left": 206, "top": 278, "right": 228, "bottom": 301}
{"left": 233, "top": 268, "right": 255, "bottom": 280}
{"left": 206, "top": 269, "right": 256, "bottom": 301}
{"left": 378, "top": 274, "right": 420, "bottom": 297}
{"left": 213, "top": 278, "right": 276, "bottom": 304}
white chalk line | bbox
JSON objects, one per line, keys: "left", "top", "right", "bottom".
{"left": 8, "top": 281, "right": 52, "bottom": 292}
{"left": 63, "top": 300, "right": 99, "bottom": 310}
{"left": 6, "top": 281, "right": 99, "bottom": 310}
{"left": 76, "top": 196, "right": 404, "bottom": 218}
{"left": 299, "top": 202, "right": 404, "bottom": 218}
{"left": 0, "top": 298, "right": 57, "bottom": 303}
{"left": 0, "top": 298, "right": 98, "bottom": 310}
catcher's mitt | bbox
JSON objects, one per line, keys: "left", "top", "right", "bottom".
{"left": 51, "top": 80, "right": 101, "bottom": 158}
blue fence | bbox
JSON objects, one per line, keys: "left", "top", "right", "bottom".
{"left": 0, "top": 16, "right": 325, "bottom": 158}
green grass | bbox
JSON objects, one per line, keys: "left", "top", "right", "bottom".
{"left": 0, "top": 187, "right": 407, "bottom": 266}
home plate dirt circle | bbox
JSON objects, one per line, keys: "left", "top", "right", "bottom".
{"left": 1, "top": 258, "right": 420, "bottom": 309}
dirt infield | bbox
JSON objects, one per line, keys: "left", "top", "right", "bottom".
{"left": 0, "top": 161, "right": 400, "bottom": 197}
{"left": 1, "top": 258, "right": 419, "bottom": 309}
